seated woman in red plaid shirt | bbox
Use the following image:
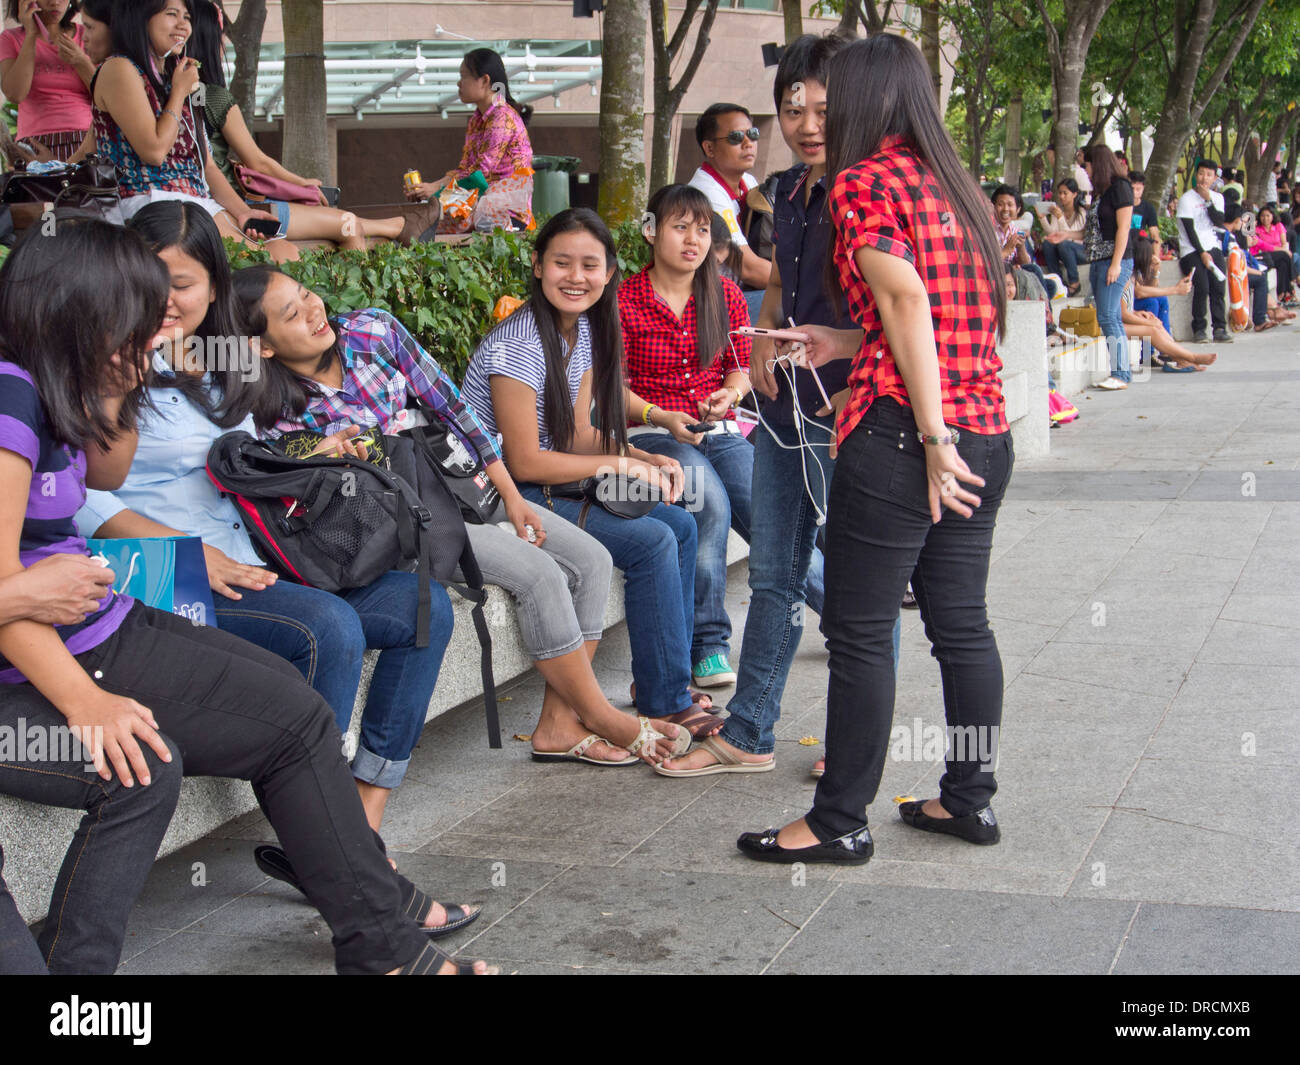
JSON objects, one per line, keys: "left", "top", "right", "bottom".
{"left": 619, "top": 184, "right": 754, "bottom": 702}
{"left": 737, "top": 34, "right": 1014, "bottom": 866}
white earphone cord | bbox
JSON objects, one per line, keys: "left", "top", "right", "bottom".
{"left": 726, "top": 331, "right": 832, "bottom": 527}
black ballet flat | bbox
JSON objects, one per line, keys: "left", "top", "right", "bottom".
{"left": 897, "top": 801, "right": 1001, "bottom": 845}
{"left": 736, "top": 825, "right": 873, "bottom": 865}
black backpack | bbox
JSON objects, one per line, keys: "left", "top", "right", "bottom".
{"left": 206, "top": 431, "right": 501, "bottom": 747}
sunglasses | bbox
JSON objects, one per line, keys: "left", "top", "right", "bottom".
{"left": 712, "top": 128, "right": 760, "bottom": 146}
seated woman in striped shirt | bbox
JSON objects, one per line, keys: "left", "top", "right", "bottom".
{"left": 461, "top": 208, "right": 717, "bottom": 742}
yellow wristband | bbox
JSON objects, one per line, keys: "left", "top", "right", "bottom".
{"left": 642, "top": 403, "right": 658, "bottom": 426}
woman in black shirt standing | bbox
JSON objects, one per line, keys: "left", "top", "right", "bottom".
{"left": 1083, "top": 144, "right": 1134, "bottom": 390}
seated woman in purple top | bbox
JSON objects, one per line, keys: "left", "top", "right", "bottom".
{"left": 0, "top": 215, "right": 492, "bottom": 976}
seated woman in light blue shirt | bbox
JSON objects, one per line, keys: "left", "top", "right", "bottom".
{"left": 73, "top": 202, "right": 476, "bottom": 935}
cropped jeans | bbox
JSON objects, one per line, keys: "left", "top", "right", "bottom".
{"left": 524, "top": 485, "right": 697, "bottom": 719}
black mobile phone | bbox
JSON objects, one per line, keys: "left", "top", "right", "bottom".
{"left": 318, "top": 186, "right": 341, "bottom": 207}
{"left": 244, "top": 216, "right": 281, "bottom": 239}
{"left": 685, "top": 422, "right": 719, "bottom": 433}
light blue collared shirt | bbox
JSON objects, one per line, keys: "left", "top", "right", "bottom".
{"left": 75, "top": 370, "right": 263, "bottom": 566}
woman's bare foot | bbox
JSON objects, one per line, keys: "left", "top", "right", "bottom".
{"left": 662, "top": 705, "right": 725, "bottom": 738}
{"left": 422, "top": 900, "right": 480, "bottom": 930}
{"left": 660, "top": 732, "right": 770, "bottom": 772}
{"left": 530, "top": 717, "right": 632, "bottom": 763}
{"left": 919, "top": 797, "right": 952, "bottom": 819}
{"left": 775, "top": 817, "right": 819, "bottom": 849}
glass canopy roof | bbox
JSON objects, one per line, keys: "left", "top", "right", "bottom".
{"left": 232, "top": 38, "right": 602, "bottom": 120}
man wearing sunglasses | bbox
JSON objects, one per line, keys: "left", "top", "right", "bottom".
{"left": 688, "top": 103, "right": 772, "bottom": 292}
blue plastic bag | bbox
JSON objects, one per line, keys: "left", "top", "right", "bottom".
{"left": 85, "top": 536, "right": 214, "bottom": 627}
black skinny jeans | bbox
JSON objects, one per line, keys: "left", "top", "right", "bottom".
{"left": 808, "top": 398, "right": 1014, "bottom": 842}
{"left": 0, "top": 603, "right": 429, "bottom": 974}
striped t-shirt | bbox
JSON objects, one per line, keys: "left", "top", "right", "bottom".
{"left": 460, "top": 305, "right": 591, "bottom": 452}
{"left": 0, "top": 361, "right": 133, "bottom": 683}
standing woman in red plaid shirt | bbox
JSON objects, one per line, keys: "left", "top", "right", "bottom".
{"left": 738, "top": 34, "right": 1012, "bottom": 865}
{"left": 619, "top": 183, "right": 754, "bottom": 704}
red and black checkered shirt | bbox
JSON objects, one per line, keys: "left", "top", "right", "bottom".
{"left": 829, "top": 138, "right": 1006, "bottom": 444}
{"left": 618, "top": 267, "right": 752, "bottom": 425}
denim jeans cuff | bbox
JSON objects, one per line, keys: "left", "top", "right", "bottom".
{"left": 531, "top": 633, "right": 586, "bottom": 661}
{"left": 718, "top": 717, "right": 774, "bottom": 756}
{"left": 351, "top": 745, "right": 410, "bottom": 789}
{"left": 692, "top": 645, "right": 730, "bottom": 666}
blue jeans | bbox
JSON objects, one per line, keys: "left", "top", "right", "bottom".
{"left": 722, "top": 417, "right": 902, "bottom": 754}
{"left": 214, "top": 572, "right": 453, "bottom": 788}
{"left": 1090, "top": 257, "right": 1134, "bottom": 381}
{"left": 629, "top": 430, "right": 753, "bottom": 663}
{"left": 524, "top": 486, "right": 697, "bottom": 718}
{"left": 1132, "top": 295, "right": 1170, "bottom": 333}
{"left": 1042, "top": 239, "right": 1084, "bottom": 285}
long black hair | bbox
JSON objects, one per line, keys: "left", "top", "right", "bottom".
{"left": 187, "top": 0, "right": 227, "bottom": 88}
{"left": 821, "top": 34, "right": 1006, "bottom": 337}
{"left": 80, "top": 0, "right": 112, "bottom": 25}
{"left": 231, "top": 265, "right": 336, "bottom": 433}
{"left": 1131, "top": 233, "right": 1158, "bottom": 287}
{"left": 128, "top": 201, "right": 254, "bottom": 428}
{"left": 463, "top": 47, "right": 533, "bottom": 127}
{"left": 109, "top": 0, "right": 183, "bottom": 103}
{"left": 5, "top": 0, "right": 78, "bottom": 29}
{"left": 0, "top": 215, "right": 169, "bottom": 449}
{"left": 485, "top": 208, "right": 626, "bottom": 455}
{"left": 645, "top": 183, "right": 731, "bottom": 369}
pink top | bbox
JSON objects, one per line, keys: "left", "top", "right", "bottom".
{"left": 0, "top": 23, "right": 92, "bottom": 138}
{"left": 1253, "top": 221, "right": 1289, "bottom": 255}
{"left": 454, "top": 98, "right": 532, "bottom": 183}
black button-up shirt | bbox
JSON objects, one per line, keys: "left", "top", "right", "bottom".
{"left": 765, "top": 164, "right": 855, "bottom": 425}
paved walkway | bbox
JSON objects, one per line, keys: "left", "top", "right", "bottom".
{"left": 107, "top": 329, "right": 1300, "bottom": 974}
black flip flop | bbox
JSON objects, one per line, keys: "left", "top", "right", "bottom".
{"left": 254, "top": 845, "right": 481, "bottom": 939}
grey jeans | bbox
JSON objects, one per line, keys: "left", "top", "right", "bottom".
{"left": 461, "top": 502, "right": 613, "bottom": 660}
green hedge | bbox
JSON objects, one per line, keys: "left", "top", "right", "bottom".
{"left": 225, "top": 218, "right": 653, "bottom": 384}
{"left": 0, "top": 218, "right": 651, "bottom": 384}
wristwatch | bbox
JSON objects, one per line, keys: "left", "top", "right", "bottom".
{"left": 917, "top": 429, "right": 960, "bottom": 446}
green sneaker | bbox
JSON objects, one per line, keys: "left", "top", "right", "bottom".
{"left": 692, "top": 653, "right": 736, "bottom": 688}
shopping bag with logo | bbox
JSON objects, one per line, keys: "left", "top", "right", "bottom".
{"left": 84, "top": 536, "right": 215, "bottom": 626}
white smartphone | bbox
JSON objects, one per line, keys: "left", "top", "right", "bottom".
{"left": 735, "top": 326, "right": 812, "bottom": 344}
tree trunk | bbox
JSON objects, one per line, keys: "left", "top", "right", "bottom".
{"left": 228, "top": 0, "right": 267, "bottom": 120}
{"left": 1035, "top": 0, "right": 1115, "bottom": 183}
{"left": 1142, "top": 0, "right": 1268, "bottom": 206}
{"left": 649, "top": 0, "right": 719, "bottom": 195}
{"left": 1004, "top": 92, "right": 1023, "bottom": 189}
{"left": 280, "top": 0, "right": 329, "bottom": 182}
{"left": 598, "top": 0, "right": 649, "bottom": 226}
{"left": 1128, "top": 106, "right": 1144, "bottom": 171}
{"left": 921, "top": 1, "right": 942, "bottom": 104}
{"left": 782, "top": 0, "right": 803, "bottom": 43}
